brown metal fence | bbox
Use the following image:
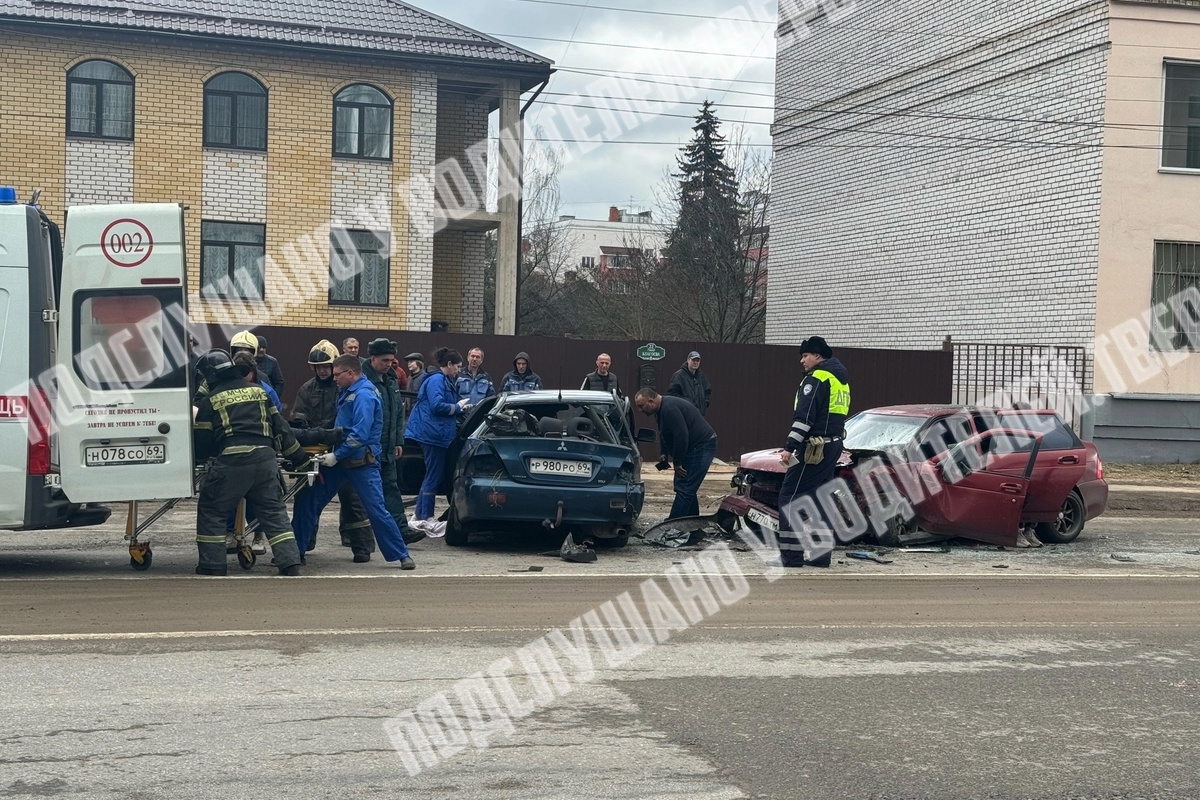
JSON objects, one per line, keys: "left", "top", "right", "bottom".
{"left": 944, "top": 337, "right": 1090, "bottom": 432}
{"left": 195, "top": 324, "right": 953, "bottom": 461}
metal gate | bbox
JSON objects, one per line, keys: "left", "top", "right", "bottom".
{"left": 944, "top": 337, "right": 1090, "bottom": 432}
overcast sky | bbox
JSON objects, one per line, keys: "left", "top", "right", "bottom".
{"left": 409, "top": 0, "right": 778, "bottom": 222}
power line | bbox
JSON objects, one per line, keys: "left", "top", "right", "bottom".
{"left": 499, "top": 0, "right": 774, "bottom": 24}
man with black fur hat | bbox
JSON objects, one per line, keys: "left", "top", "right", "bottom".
{"left": 776, "top": 336, "right": 851, "bottom": 568}
{"left": 362, "top": 338, "right": 423, "bottom": 556}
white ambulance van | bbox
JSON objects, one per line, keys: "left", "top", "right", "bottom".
{"left": 0, "top": 192, "right": 194, "bottom": 531}
{"left": 0, "top": 188, "right": 109, "bottom": 530}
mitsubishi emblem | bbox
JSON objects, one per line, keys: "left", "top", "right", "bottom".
{"left": 557, "top": 441, "right": 567, "bottom": 451}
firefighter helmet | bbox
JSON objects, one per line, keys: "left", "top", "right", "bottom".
{"left": 197, "top": 349, "right": 237, "bottom": 385}
{"left": 230, "top": 330, "right": 258, "bottom": 353}
{"left": 308, "top": 339, "right": 340, "bottom": 365}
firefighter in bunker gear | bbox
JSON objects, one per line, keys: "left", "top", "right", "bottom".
{"left": 776, "top": 336, "right": 851, "bottom": 568}
{"left": 193, "top": 349, "right": 309, "bottom": 576}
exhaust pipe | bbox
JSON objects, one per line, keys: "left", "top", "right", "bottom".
{"left": 542, "top": 500, "right": 565, "bottom": 530}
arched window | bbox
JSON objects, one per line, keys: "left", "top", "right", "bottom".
{"left": 67, "top": 60, "right": 133, "bottom": 140}
{"left": 333, "top": 84, "right": 392, "bottom": 160}
{"left": 204, "top": 72, "right": 267, "bottom": 151}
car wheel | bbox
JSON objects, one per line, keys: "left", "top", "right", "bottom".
{"left": 1035, "top": 491, "right": 1086, "bottom": 544}
{"left": 445, "top": 505, "right": 469, "bottom": 548}
{"left": 592, "top": 530, "right": 630, "bottom": 549}
{"left": 874, "top": 517, "right": 907, "bottom": 548}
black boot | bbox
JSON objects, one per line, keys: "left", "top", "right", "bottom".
{"left": 196, "top": 566, "right": 227, "bottom": 576}
{"left": 279, "top": 564, "right": 301, "bottom": 576}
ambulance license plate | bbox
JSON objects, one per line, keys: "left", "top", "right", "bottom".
{"left": 528, "top": 458, "right": 593, "bottom": 477}
{"left": 85, "top": 444, "right": 166, "bottom": 466}
{"left": 746, "top": 508, "right": 778, "bottom": 531}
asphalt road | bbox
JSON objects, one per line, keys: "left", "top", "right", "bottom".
{"left": 4, "top": 568, "right": 1200, "bottom": 798}
{"left": 4, "top": 475, "right": 1200, "bottom": 799}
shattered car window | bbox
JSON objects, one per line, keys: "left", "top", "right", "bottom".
{"left": 480, "top": 402, "right": 621, "bottom": 445}
{"left": 843, "top": 413, "right": 928, "bottom": 451}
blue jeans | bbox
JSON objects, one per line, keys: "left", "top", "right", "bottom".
{"left": 291, "top": 462, "right": 410, "bottom": 562}
{"left": 415, "top": 443, "right": 446, "bottom": 520}
{"left": 669, "top": 436, "right": 717, "bottom": 520}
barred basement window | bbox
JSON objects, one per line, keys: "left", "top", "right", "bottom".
{"left": 1151, "top": 241, "right": 1200, "bottom": 351}
{"left": 67, "top": 60, "right": 134, "bottom": 140}
{"left": 1162, "top": 62, "right": 1200, "bottom": 170}
{"left": 330, "top": 228, "right": 389, "bottom": 307}
{"left": 200, "top": 221, "right": 266, "bottom": 301}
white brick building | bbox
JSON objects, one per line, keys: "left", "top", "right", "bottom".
{"left": 768, "top": 0, "right": 1200, "bottom": 462}
{"left": 553, "top": 207, "right": 666, "bottom": 293}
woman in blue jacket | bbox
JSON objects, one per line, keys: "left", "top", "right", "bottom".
{"left": 403, "top": 348, "right": 469, "bottom": 536}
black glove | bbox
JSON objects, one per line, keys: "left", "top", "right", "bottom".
{"left": 287, "top": 451, "right": 312, "bottom": 470}
{"left": 290, "top": 417, "right": 309, "bottom": 430}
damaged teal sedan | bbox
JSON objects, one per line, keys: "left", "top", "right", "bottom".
{"left": 442, "top": 390, "right": 652, "bottom": 548}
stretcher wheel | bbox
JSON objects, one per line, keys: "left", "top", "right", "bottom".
{"left": 130, "top": 546, "right": 152, "bottom": 571}
{"left": 237, "top": 548, "right": 256, "bottom": 570}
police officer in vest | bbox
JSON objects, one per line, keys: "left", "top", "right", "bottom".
{"left": 193, "top": 349, "right": 310, "bottom": 576}
{"left": 776, "top": 336, "right": 851, "bottom": 568}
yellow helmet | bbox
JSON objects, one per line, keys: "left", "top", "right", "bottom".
{"left": 230, "top": 330, "right": 258, "bottom": 353}
{"left": 308, "top": 339, "right": 340, "bottom": 366}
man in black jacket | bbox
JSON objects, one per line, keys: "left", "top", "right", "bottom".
{"left": 193, "top": 349, "right": 308, "bottom": 576}
{"left": 634, "top": 388, "right": 717, "bottom": 520}
{"left": 254, "top": 335, "right": 286, "bottom": 401}
{"left": 668, "top": 351, "right": 711, "bottom": 417}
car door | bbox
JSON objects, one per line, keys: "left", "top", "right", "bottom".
{"left": 55, "top": 204, "right": 194, "bottom": 503}
{"left": 442, "top": 394, "right": 500, "bottom": 492}
{"left": 917, "top": 430, "right": 1041, "bottom": 546}
{"left": 996, "top": 411, "right": 1087, "bottom": 522}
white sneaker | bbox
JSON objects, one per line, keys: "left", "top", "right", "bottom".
{"left": 1024, "top": 527, "right": 1044, "bottom": 548}
{"left": 251, "top": 532, "right": 267, "bottom": 555}
{"left": 1014, "top": 529, "right": 1033, "bottom": 548}
{"left": 426, "top": 521, "right": 447, "bottom": 539}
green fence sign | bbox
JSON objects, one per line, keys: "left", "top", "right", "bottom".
{"left": 637, "top": 343, "right": 666, "bottom": 361}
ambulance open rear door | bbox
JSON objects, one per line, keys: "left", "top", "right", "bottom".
{"left": 55, "top": 204, "right": 194, "bottom": 503}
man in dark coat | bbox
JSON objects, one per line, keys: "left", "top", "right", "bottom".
{"left": 634, "top": 388, "right": 717, "bottom": 521}
{"left": 254, "top": 334, "right": 286, "bottom": 401}
{"left": 668, "top": 351, "right": 712, "bottom": 417}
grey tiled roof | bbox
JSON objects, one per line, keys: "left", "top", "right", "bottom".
{"left": 0, "top": 0, "right": 552, "bottom": 69}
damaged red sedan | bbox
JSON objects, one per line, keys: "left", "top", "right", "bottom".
{"left": 718, "top": 405, "right": 1108, "bottom": 548}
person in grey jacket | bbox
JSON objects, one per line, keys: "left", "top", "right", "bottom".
{"left": 668, "top": 351, "right": 712, "bottom": 417}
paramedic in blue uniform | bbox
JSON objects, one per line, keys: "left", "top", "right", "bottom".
{"left": 776, "top": 336, "right": 851, "bottom": 568}
{"left": 290, "top": 355, "right": 416, "bottom": 570}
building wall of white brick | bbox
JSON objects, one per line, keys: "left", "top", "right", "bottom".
{"left": 406, "top": 70, "right": 438, "bottom": 331}
{"left": 767, "top": 0, "right": 1111, "bottom": 360}
{"left": 66, "top": 140, "right": 133, "bottom": 206}
{"left": 202, "top": 150, "right": 266, "bottom": 222}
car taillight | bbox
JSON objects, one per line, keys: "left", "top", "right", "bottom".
{"left": 465, "top": 448, "right": 504, "bottom": 478}
{"left": 1094, "top": 453, "right": 1103, "bottom": 480}
{"left": 27, "top": 387, "right": 52, "bottom": 476}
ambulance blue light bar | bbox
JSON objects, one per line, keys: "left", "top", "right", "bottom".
{"left": 0, "top": 187, "right": 17, "bottom": 204}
